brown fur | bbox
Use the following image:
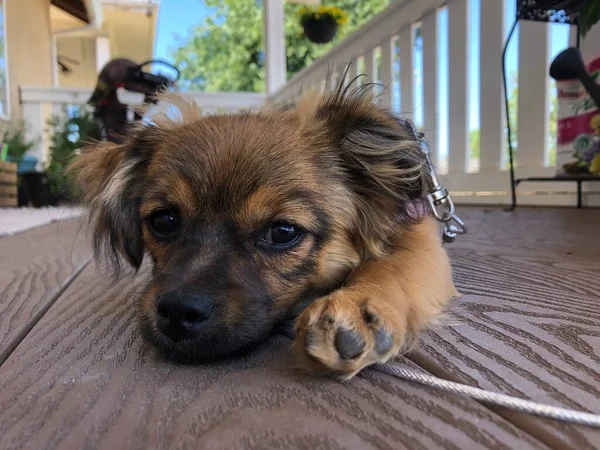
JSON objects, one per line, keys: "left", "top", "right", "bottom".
{"left": 69, "top": 80, "right": 459, "bottom": 378}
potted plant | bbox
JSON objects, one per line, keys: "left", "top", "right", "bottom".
{"left": 46, "top": 105, "right": 99, "bottom": 204}
{"left": 1, "top": 120, "right": 36, "bottom": 167}
{"left": 0, "top": 120, "right": 39, "bottom": 206}
{"left": 298, "top": 5, "right": 348, "bottom": 44}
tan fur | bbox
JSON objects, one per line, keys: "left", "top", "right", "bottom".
{"left": 293, "top": 217, "right": 458, "bottom": 379}
{"left": 69, "top": 79, "right": 459, "bottom": 378}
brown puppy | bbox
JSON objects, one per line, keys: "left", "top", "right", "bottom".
{"left": 70, "top": 84, "right": 459, "bottom": 379}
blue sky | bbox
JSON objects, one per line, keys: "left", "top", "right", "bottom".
{"left": 154, "top": 0, "right": 572, "bottom": 163}
{"left": 154, "top": 0, "right": 214, "bottom": 61}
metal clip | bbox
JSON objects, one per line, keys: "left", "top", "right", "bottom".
{"left": 420, "top": 139, "right": 467, "bottom": 243}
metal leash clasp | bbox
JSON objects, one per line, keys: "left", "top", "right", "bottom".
{"left": 420, "top": 140, "right": 467, "bottom": 243}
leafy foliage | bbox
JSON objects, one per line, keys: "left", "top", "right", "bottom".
{"left": 46, "top": 105, "right": 99, "bottom": 200}
{"left": 580, "top": 0, "right": 600, "bottom": 39}
{"left": 170, "top": 0, "right": 390, "bottom": 92}
{"left": 469, "top": 129, "right": 480, "bottom": 160}
{"left": 1, "top": 120, "right": 36, "bottom": 164}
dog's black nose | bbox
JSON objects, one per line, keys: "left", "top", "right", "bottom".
{"left": 156, "top": 291, "right": 213, "bottom": 341}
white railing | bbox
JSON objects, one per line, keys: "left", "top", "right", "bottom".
{"left": 272, "top": 0, "right": 600, "bottom": 207}
{"left": 19, "top": 86, "right": 267, "bottom": 171}
{"left": 18, "top": 0, "right": 600, "bottom": 206}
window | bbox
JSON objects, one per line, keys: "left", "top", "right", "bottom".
{"left": 0, "top": 0, "right": 8, "bottom": 118}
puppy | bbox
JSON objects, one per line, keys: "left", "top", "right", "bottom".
{"left": 70, "top": 84, "right": 459, "bottom": 379}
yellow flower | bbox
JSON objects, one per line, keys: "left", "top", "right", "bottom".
{"left": 590, "top": 114, "right": 600, "bottom": 132}
{"left": 590, "top": 153, "right": 600, "bottom": 175}
{"left": 298, "top": 5, "right": 348, "bottom": 26}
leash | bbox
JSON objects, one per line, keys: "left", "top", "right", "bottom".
{"left": 278, "top": 138, "right": 600, "bottom": 428}
{"left": 276, "top": 323, "right": 600, "bottom": 428}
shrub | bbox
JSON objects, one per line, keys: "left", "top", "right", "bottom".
{"left": 46, "top": 105, "right": 99, "bottom": 201}
{"left": 1, "top": 120, "right": 36, "bottom": 164}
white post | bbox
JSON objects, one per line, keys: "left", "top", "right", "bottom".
{"left": 379, "top": 38, "right": 394, "bottom": 109}
{"left": 447, "top": 0, "right": 469, "bottom": 173}
{"left": 422, "top": 10, "right": 439, "bottom": 166}
{"left": 517, "top": 21, "right": 549, "bottom": 168}
{"left": 264, "top": 0, "right": 287, "bottom": 95}
{"left": 364, "top": 47, "right": 375, "bottom": 82}
{"left": 479, "top": 0, "right": 505, "bottom": 171}
{"left": 399, "top": 27, "right": 414, "bottom": 122}
{"left": 96, "top": 35, "right": 112, "bottom": 72}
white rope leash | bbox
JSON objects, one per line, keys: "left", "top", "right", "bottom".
{"left": 276, "top": 323, "right": 600, "bottom": 428}
{"left": 371, "top": 362, "right": 600, "bottom": 428}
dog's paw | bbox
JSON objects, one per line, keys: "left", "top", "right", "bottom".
{"left": 292, "top": 289, "right": 410, "bottom": 380}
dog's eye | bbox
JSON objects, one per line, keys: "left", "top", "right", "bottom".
{"left": 262, "top": 222, "right": 302, "bottom": 249}
{"left": 148, "top": 209, "right": 178, "bottom": 239}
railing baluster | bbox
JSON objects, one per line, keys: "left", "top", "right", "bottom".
{"left": 479, "top": 0, "right": 505, "bottom": 172}
{"left": 380, "top": 38, "right": 394, "bottom": 109}
{"left": 569, "top": 23, "right": 578, "bottom": 47}
{"left": 398, "top": 27, "right": 414, "bottom": 122}
{"left": 422, "top": 9, "right": 439, "bottom": 165}
{"left": 364, "top": 48, "right": 375, "bottom": 84}
{"left": 350, "top": 57, "right": 358, "bottom": 81}
{"left": 448, "top": 0, "right": 469, "bottom": 173}
{"left": 517, "top": 21, "right": 549, "bottom": 168}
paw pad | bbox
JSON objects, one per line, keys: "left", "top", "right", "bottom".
{"left": 335, "top": 328, "right": 365, "bottom": 360}
{"left": 374, "top": 328, "right": 393, "bottom": 354}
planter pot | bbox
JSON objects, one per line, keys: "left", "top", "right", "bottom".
{"left": 23, "top": 172, "right": 60, "bottom": 207}
{"left": 17, "top": 176, "right": 30, "bottom": 207}
{"left": 302, "top": 17, "right": 338, "bottom": 44}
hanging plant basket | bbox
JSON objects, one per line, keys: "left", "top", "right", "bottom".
{"left": 298, "top": 6, "right": 348, "bottom": 45}
{"left": 302, "top": 16, "right": 339, "bottom": 44}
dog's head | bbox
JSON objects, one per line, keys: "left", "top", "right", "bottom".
{"left": 70, "top": 85, "right": 431, "bottom": 362}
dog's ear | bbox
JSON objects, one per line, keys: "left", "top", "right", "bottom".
{"left": 69, "top": 126, "right": 162, "bottom": 273}
{"left": 297, "top": 86, "right": 432, "bottom": 257}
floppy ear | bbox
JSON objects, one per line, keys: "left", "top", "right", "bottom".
{"left": 297, "top": 84, "right": 432, "bottom": 257}
{"left": 69, "top": 126, "right": 161, "bottom": 273}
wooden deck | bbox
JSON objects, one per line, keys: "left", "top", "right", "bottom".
{"left": 0, "top": 207, "right": 598, "bottom": 449}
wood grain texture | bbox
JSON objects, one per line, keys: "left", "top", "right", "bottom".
{"left": 0, "top": 172, "right": 18, "bottom": 184}
{"left": 413, "top": 207, "right": 600, "bottom": 449}
{"left": 0, "top": 264, "right": 545, "bottom": 450}
{"left": 0, "top": 197, "right": 18, "bottom": 207}
{"left": 0, "top": 218, "right": 91, "bottom": 363}
{"left": 0, "top": 162, "right": 17, "bottom": 173}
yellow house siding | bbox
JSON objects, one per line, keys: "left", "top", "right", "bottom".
{"left": 6, "top": 0, "right": 54, "bottom": 117}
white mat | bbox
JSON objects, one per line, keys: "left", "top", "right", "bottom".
{"left": 0, "top": 206, "right": 85, "bottom": 237}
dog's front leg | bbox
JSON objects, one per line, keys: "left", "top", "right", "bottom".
{"left": 293, "top": 217, "right": 459, "bottom": 379}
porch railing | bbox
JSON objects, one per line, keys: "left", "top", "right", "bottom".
{"left": 19, "top": 86, "right": 266, "bottom": 172}
{"left": 19, "top": 0, "right": 600, "bottom": 206}
{"left": 271, "top": 0, "right": 600, "bottom": 207}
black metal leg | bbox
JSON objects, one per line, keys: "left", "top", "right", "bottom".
{"left": 504, "top": 18, "right": 519, "bottom": 212}
{"left": 577, "top": 180, "right": 582, "bottom": 208}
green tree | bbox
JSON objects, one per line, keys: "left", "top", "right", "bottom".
{"left": 469, "top": 128, "right": 480, "bottom": 160}
{"left": 170, "top": 0, "right": 390, "bottom": 92}
{"left": 507, "top": 70, "right": 518, "bottom": 164}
